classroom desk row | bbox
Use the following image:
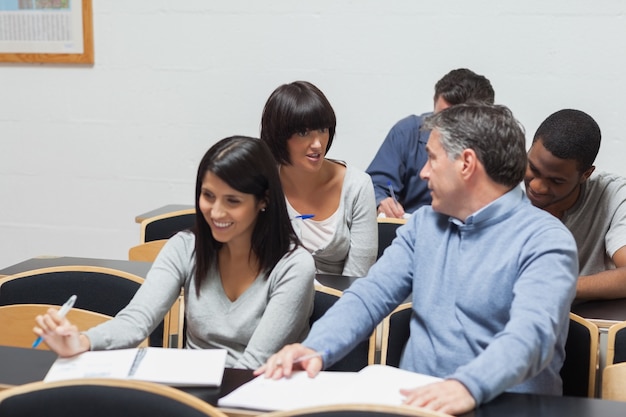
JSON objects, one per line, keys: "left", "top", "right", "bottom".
{"left": 1, "top": 345, "right": 626, "bottom": 417}
{"left": 2, "top": 256, "right": 625, "bottom": 330}
{"left": 0, "top": 256, "right": 152, "bottom": 279}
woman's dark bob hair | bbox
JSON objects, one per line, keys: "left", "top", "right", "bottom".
{"left": 261, "top": 81, "right": 336, "bottom": 165}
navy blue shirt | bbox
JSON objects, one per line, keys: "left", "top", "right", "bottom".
{"left": 366, "top": 113, "right": 432, "bottom": 213}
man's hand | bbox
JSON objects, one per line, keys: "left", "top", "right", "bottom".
{"left": 400, "top": 379, "right": 476, "bottom": 415}
{"left": 378, "top": 197, "right": 406, "bottom": 218}
{"left": 254, "top": 343, "right": 323, "bottom": 380}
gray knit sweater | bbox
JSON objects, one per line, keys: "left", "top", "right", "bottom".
{"left": 86, "top": 231, "right": 315, "bottom": 369}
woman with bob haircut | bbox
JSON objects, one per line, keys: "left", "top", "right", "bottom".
{"left": 34, "top": 136, "right": 315, "bottom": 370}
{"left": 261, "top": 81, "right": 377, "bottom": 277}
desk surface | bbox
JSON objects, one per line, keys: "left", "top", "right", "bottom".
{"left": 315, "top": 273, "right": 360, "bottom": 292}
{"left": 135, "top": 204, "right": 194, "bottom": 223}
{"left": 572, "top": 298, "right": 626, "bottom": 329}
{"left": 2, "top": 346, "right": 626, "bottom": 417}
{"left": 0, "top": 346, "right": 57, "bottom": 390}
{"left": 0, "top": 257, "right": 355, "bottom": 294}
{"left": 0, "top": 256, "right": 152, "bottom": 279}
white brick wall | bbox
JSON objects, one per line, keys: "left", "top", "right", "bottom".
{"left": 1, "top": 0, "right": 625, "bottom": 266}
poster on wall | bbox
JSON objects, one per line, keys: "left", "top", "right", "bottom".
{"left": 0, "top": 0, "right": 93, "bottom": 63}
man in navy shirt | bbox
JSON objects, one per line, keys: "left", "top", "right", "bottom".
{"left": 367, "top": 68, "right": 494, "bottom": 218}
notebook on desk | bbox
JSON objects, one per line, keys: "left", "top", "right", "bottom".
{"left": 44, "top": 347, "right": 227, "bottom": 387}
{"left": 218, "top": 364, "right": 442, "bottom": 411}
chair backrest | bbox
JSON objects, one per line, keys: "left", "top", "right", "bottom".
{"left": 128, "top": 239, "right": 169, "bottom": 262}
{"left": 140, "top": 208, "right": 196, "bottom": 243}
{"left": 602, "top": 362, "right": 626, "bottom": 401}
{"left": 0, "top": 304, "right": 112, "bottom": 349}
{"left": 379, "top": 302, "right": 412, "bottom": 367}
{"left": 309, "top": 285, "right": 376, "bottom": 371}
{"left": 0, "top": 266, "right": 170, "bottom": 347}
{"left": 261, "top": 403, "right": 451, "bottom": 417}
{"left": 606, "top": 320, "right": 626, "bottom": 365}
{"left": 561, "top": 312, "right": 599, "bottom": 397}
{"left": 0, "top": 378, "right": 228, "bottom": 417}
{"left": 376, "top": 218, "right": 407, "bottom": 259}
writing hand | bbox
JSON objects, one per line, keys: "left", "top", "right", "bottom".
{"left": 33, "top": 308, "right": 90, "bottom": 357}
{"left": 400, "top": 379, "right": 476, "bottom": 415}
{"left": 378, "top": 197, "right": 406, "bottom": 219}
{"left": 254, "top": 343, "right": 323, "bottom": 380}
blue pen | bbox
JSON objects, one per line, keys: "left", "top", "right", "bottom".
{"left": 33, "top": 294, "right": 77, "bottom": 348}
{"left": 293, "top": 214, "right": 315, "bottom": 220}
{"left": 387, "top": 181, "right": 399, "bottom": 207}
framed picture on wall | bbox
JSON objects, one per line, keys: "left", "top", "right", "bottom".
{"left": 0, "top": 0, "right": 93, "bottom": 64}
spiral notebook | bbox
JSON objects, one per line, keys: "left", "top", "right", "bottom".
{"left": 44, "top": 347, "right": 227, "bottom": 387}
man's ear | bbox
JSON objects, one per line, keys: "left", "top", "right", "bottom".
{"left": 580, "top": 165, "right": 595, "bottom": 183}
{"left": 459, "top": 148, "right": 478, "bottom": 178}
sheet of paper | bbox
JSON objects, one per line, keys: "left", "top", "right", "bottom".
{"left": 132, "top": 348, "right": 227, "bottom": 386}
{"left": 218, "top": 364, "right": 442, "bottom": 411}
{"left": 356, "top": 365, "right": 443, "bottom": 405}
{"left": 44, "top": 349, "right": 137, "bottom": 382}
{"left": 44, "top": 348, "right": 227, "bottom": 387}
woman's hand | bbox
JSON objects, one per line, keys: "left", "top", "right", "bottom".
{"left": 33, "top": 308, "right": 90, "bottom": 357}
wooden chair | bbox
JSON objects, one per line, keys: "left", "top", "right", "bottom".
{"left": 376, "top": 218, "right": 407, "bottom": 259}
{"left": 127, "top": 239, "right": 185, "bottom": 348}
{"left": 170, "top": 294, "right": 186, "bottom": 348}
{"left": 262, "top": 403, "right": 452, "bottom": 417}
{"left": 379, "top": 302, "right": 412, "bottom": 367}
{"left": 561, "top": 313, "right": 599, "bottom": 397}
{"left": 0, "top": 304, "right": 112, "bottom": 349}
{"left": 309, "top": 285, "right": 376, "bottom": 371}
{"left": 139, "top": 208, "right": 195, "bottom": 243}
{"left": 0, "top": 378, "right": 228, "bottom": 417}
{"left": 128, "top": 239, "right": 168, "bottom": 262}
{"left": 602, "top": 362, "right": 626, "bottom": 401}
{"left": 0, "top": 266, "right": 171, "bottom": 348}
{"left": 606, "top": 320, "right": 626, "bottom": 365}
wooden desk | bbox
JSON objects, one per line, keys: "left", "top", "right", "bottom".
{"left": 573, "top": 299, "right": 626, "bottom": 330}
{"left": 315, "top": 273, "right": 360, "bottom": 292}
{"left": 135, "top": 204, "right": 194, "bottom": 223}
{"left": 2, "top": 346, "right": 626, "bottom": 417}
{"left": 0, "top": 346, "right": 57, "bottom": 390}
{"left": 0, "top": 256, "right": 152, "bottom": 279}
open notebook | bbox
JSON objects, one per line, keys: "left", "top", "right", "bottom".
{"left": 44, "top": 347, "right": 227, "bottom": 387}
{"left": 218, "top": 364, "right": 442, "bottom": 411}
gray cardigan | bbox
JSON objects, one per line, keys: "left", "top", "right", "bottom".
{"left": 288, "top": 163, "right": 378, "bottom": 277}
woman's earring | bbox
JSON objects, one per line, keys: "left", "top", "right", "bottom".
{"left": 260, "top": 207, "right": 266, "bottom": 212}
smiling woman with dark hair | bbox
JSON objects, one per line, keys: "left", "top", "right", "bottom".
{"left": 34, "top": 136, "right": 315, "bottom": 369}
{"left": 261, "top": 81, "right": 377, "bottom": 278}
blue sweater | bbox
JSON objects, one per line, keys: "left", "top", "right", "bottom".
{"left": 304, "top": 187, "right": 578, "bottom": 405}
{"left": 366, "top": 114, "right": 432, "bottom": 213}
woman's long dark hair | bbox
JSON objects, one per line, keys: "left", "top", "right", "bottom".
{"left": 193, "top": 136, "right": 299, "bottom": 294}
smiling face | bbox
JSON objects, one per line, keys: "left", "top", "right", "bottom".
{"left": 524, "top": 138, "right": 593, "bottom": 217}
{"left": 199, "top": 172, "right": 266, "bottom": 248}
{"left": 419, "top": 129, "right": 464, "bottom": 218}
{"left": 286, "top": 127, "right": 330, "bottom": 172}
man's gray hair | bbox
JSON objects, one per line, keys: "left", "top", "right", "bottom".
{"left": 423, "top": 103, "right": 527, "bottom": 188}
